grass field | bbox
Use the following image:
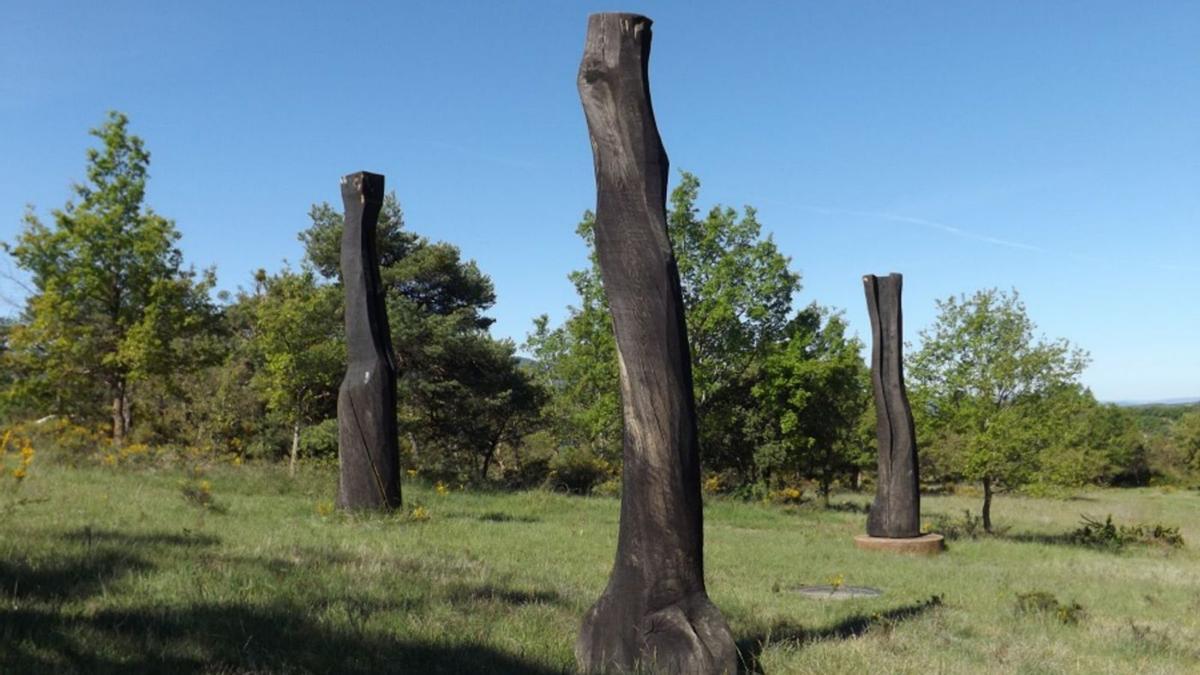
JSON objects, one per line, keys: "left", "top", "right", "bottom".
{"left": 1, "top": 461, "right": 1198, "bottom": 674}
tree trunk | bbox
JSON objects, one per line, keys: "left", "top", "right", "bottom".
{"left": 111, "top": 379, "right": 128, "bottom": 446}
{"left": 336, "top": 172, "right": 402, "bottom": 511}
{"left": 982, "top": 476, "right": 993, "bottom": 533}
{"left": 290, "top": 420, "right": 300, "bottom": 478}
{"left": 480, "top": 435, "right": 500, "bottom": 481}
{"left": 863, "top": 274, "right": 921, "bottom": 538}
{"left": 574, "top": 14, "right": 736, "bottom": 675}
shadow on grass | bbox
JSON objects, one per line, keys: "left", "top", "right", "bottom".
{"left": 446, "top": 583, "right": 566, "bottom": 607}
{"left": 2, "top": 529, "right": 569, "bottom": 673}
{"left": 823, "top": 501, "right": 869, "bottom": 514}
{"left": 0, "top": 603, "right": 567, "bottom": 674}
{"left": 58, "top": 527, "right": 222, "bottom": 548}
{"left": 735, "top": 595, "right": 943, "bottom": 674}
{"left": 0, "top": 552, "right": 152, "bottom": 602}
{"left": 477, "top": 511, "right": 542, "bottom": 523}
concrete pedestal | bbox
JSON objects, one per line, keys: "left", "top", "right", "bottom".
{"left": 855, "top": 533, "right": 945, "bottom": 555}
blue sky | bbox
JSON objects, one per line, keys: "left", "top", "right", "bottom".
{"left": 2, "top": 1, "right": 1197, "bottom": 402}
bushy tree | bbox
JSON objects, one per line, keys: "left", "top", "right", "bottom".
{"left": 529, "top": 172, "right": 864, "bottom": 492}
{"left": 908, "top": 288, "right": 1089, "bottom": 530}
{"left": 300, "top": 195, "right": 543, "bottom": 482}
{"left": 1172, "top": 409, "right": 1200, "bottom": 477}
{"left": 3, "top": 112, "right": 217, "bottom": 443}
{"left": 752, "top": 307, "right": 869, "bottom": 503}
{"left": 248, "top": 268, "right": 343, "bottom": 475}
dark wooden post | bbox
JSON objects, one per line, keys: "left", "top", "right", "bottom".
{"left": 575, "top": 13, "right": 736, "bottom": 674}
{"left": 863, "top": 273, "right": 920, "bottom": 538}
{"left": 336, "top": 171, "right": 401, "bottom": 511}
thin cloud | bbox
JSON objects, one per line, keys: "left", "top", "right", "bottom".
{"left": 798, "top": 205, "right": 1200, "bottom": 273}
{"left": 800, "top": 205, "right": 1044, "bottom": 252}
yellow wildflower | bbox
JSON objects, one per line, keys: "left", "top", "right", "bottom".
{"left": 12, "top": 467, "right": 27, "bottom": 481}
{"left": 434, "top": 482, "right": 449, "bottom": 496}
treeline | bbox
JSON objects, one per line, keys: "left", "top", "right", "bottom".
{"left": 3, "top": 113, "right": 1199, "bottom": 503}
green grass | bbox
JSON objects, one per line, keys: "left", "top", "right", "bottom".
{"left": 2, "top": 461, "right": 1199, "bottom": 674}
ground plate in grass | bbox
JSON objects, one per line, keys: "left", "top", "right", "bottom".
{"left": 794, "top": 585, "right": 882, "bottom": 600}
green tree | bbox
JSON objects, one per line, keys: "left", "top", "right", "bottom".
{"left": 1172, "top": 409, "right": 1200, "bottom": 476}
{"left": 530, "top": 173, "right": 854, "bottom": 487}
{"left": 300, "top": 194, "right": 543, "bottom": 481}
{"left": 908, "top": 288, "right": 1089, "bottom": 531}
{"left": 4, "top": 111, "right": 216, "bottom": 443}
{"left": 752, "top": 307, "right": 869, "bottom": 503}
{"left": 524, "top": 216, "right": 622, "bottom": 462}
{"left": 249, "top": 268, "right": 343, "bottom": 476}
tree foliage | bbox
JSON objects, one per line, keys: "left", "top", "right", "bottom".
{"left": 300, "top": 195, "right": 543, "bottom": 482}
{"left": 528, "top": 172, "right": 865, "bottom": 492}
{"left": 908, "top": 288, "right": 1092, "bottom": 529}
{"left": 3, "top": 112, "right": 217, "bottom": 442}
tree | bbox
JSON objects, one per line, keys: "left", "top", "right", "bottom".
{"left": 752, "top": 307, "right": 869, "bottom": 504}
{"left": 4, "top": 111, "right": 216, "bottom": 443}
{"left": 249, "top": 268, "right": 343, "bottom": 476}
{"left": 528, "top": 173, "right": 806, "bottom": 483}
{"left": 1172, "top": 409, "right": 1200, "bottom": 476}
{"left": 300, "top": 194, "right": 543, "bottom": 481}
{"left": 524, "top": 217, "right": 622, "bottom": 462}
{"left": 908, "top": 288, "right": 1089, "bottom": 531}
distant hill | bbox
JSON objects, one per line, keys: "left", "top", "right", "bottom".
{"left": 1113, "top": 397, "right": 1200, "bottom": 408}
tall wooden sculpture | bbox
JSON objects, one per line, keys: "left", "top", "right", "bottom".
{"left": 336, "top": 171, "right": 401, "bottom": 511}
{"left": 857, "top": 273, "right": 942, "bottom": 553}
{"left": 575, "top": 13, "right": 736, "bottom": 674}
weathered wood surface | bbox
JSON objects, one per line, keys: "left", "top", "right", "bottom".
{"left": 575, "top": 13, "right": 736, "bottom": 674}
{"left": 336, "top": 171, "right": 401, "bottom": 511}
{"left": 864, "top": 273, "right": 920, "bottom": 538}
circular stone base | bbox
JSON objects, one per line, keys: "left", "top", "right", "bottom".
{"left": 854, "top": 533, "right": 945, "bottom": 555}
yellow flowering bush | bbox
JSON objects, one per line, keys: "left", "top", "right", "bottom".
{"left": 0, "top": 428, "right": 36, "bottom": 485}
{"left": 179, "top": 465, "right": 217, "bottom": 510}
{"left": 702, "top": 474, "right": 722, "bottom": 495}
{"left": 770, "top": 485, "right": 804, "bottom": 504}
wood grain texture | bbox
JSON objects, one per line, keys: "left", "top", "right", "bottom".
{"left": 336, "top": 172, "right": 401, "bottom": 511}
{"left": 864, "top": 273, "right": 920, "bottom": 538}
{"left": 574, "top": 13, "right": 735, "bottom": 674}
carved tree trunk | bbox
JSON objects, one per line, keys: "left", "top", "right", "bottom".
{"left": 864, "top": 273, "right": 920, "bottom": 538}
{"left": 336, "top": 172, "right": 401, "bottom": 511}
{"left": 575, "top": 14, "right": 736, "bottom": 674}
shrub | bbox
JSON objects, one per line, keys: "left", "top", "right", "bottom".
{"left": 927, "top": 509, "right": 984, "bottom": 540}
{"left": 1069, "top": 514, "right": 1184, "bottom": 551}
{"left": 1015, "top": 591, "right": 1084, "bottom": 625}
{"left": 6, "top": 418, "right": 109, "bottom": 465}
{"left": 0, "top": 428, "right": 35, "bottom": 486}
{"left": 179, "top": 465, "right": 221, "bottom": 511}
{"left": 501, "top": 456, "right": 552, "bottom": 490}
{"left": 592, "top": 478, "right": 620, "bottom": 498}
{"left": 769, "top": 485, "right": 804, "bottom": 505}
{"left": 299, "top": 418, "right": 339, "bottom": 460}
{"left": 548, "top": 448, "right": 610, "bottom": 495}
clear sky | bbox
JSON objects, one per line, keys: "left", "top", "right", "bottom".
{"left": 2, "top": 1, "right": 1197, "bottom": 402}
